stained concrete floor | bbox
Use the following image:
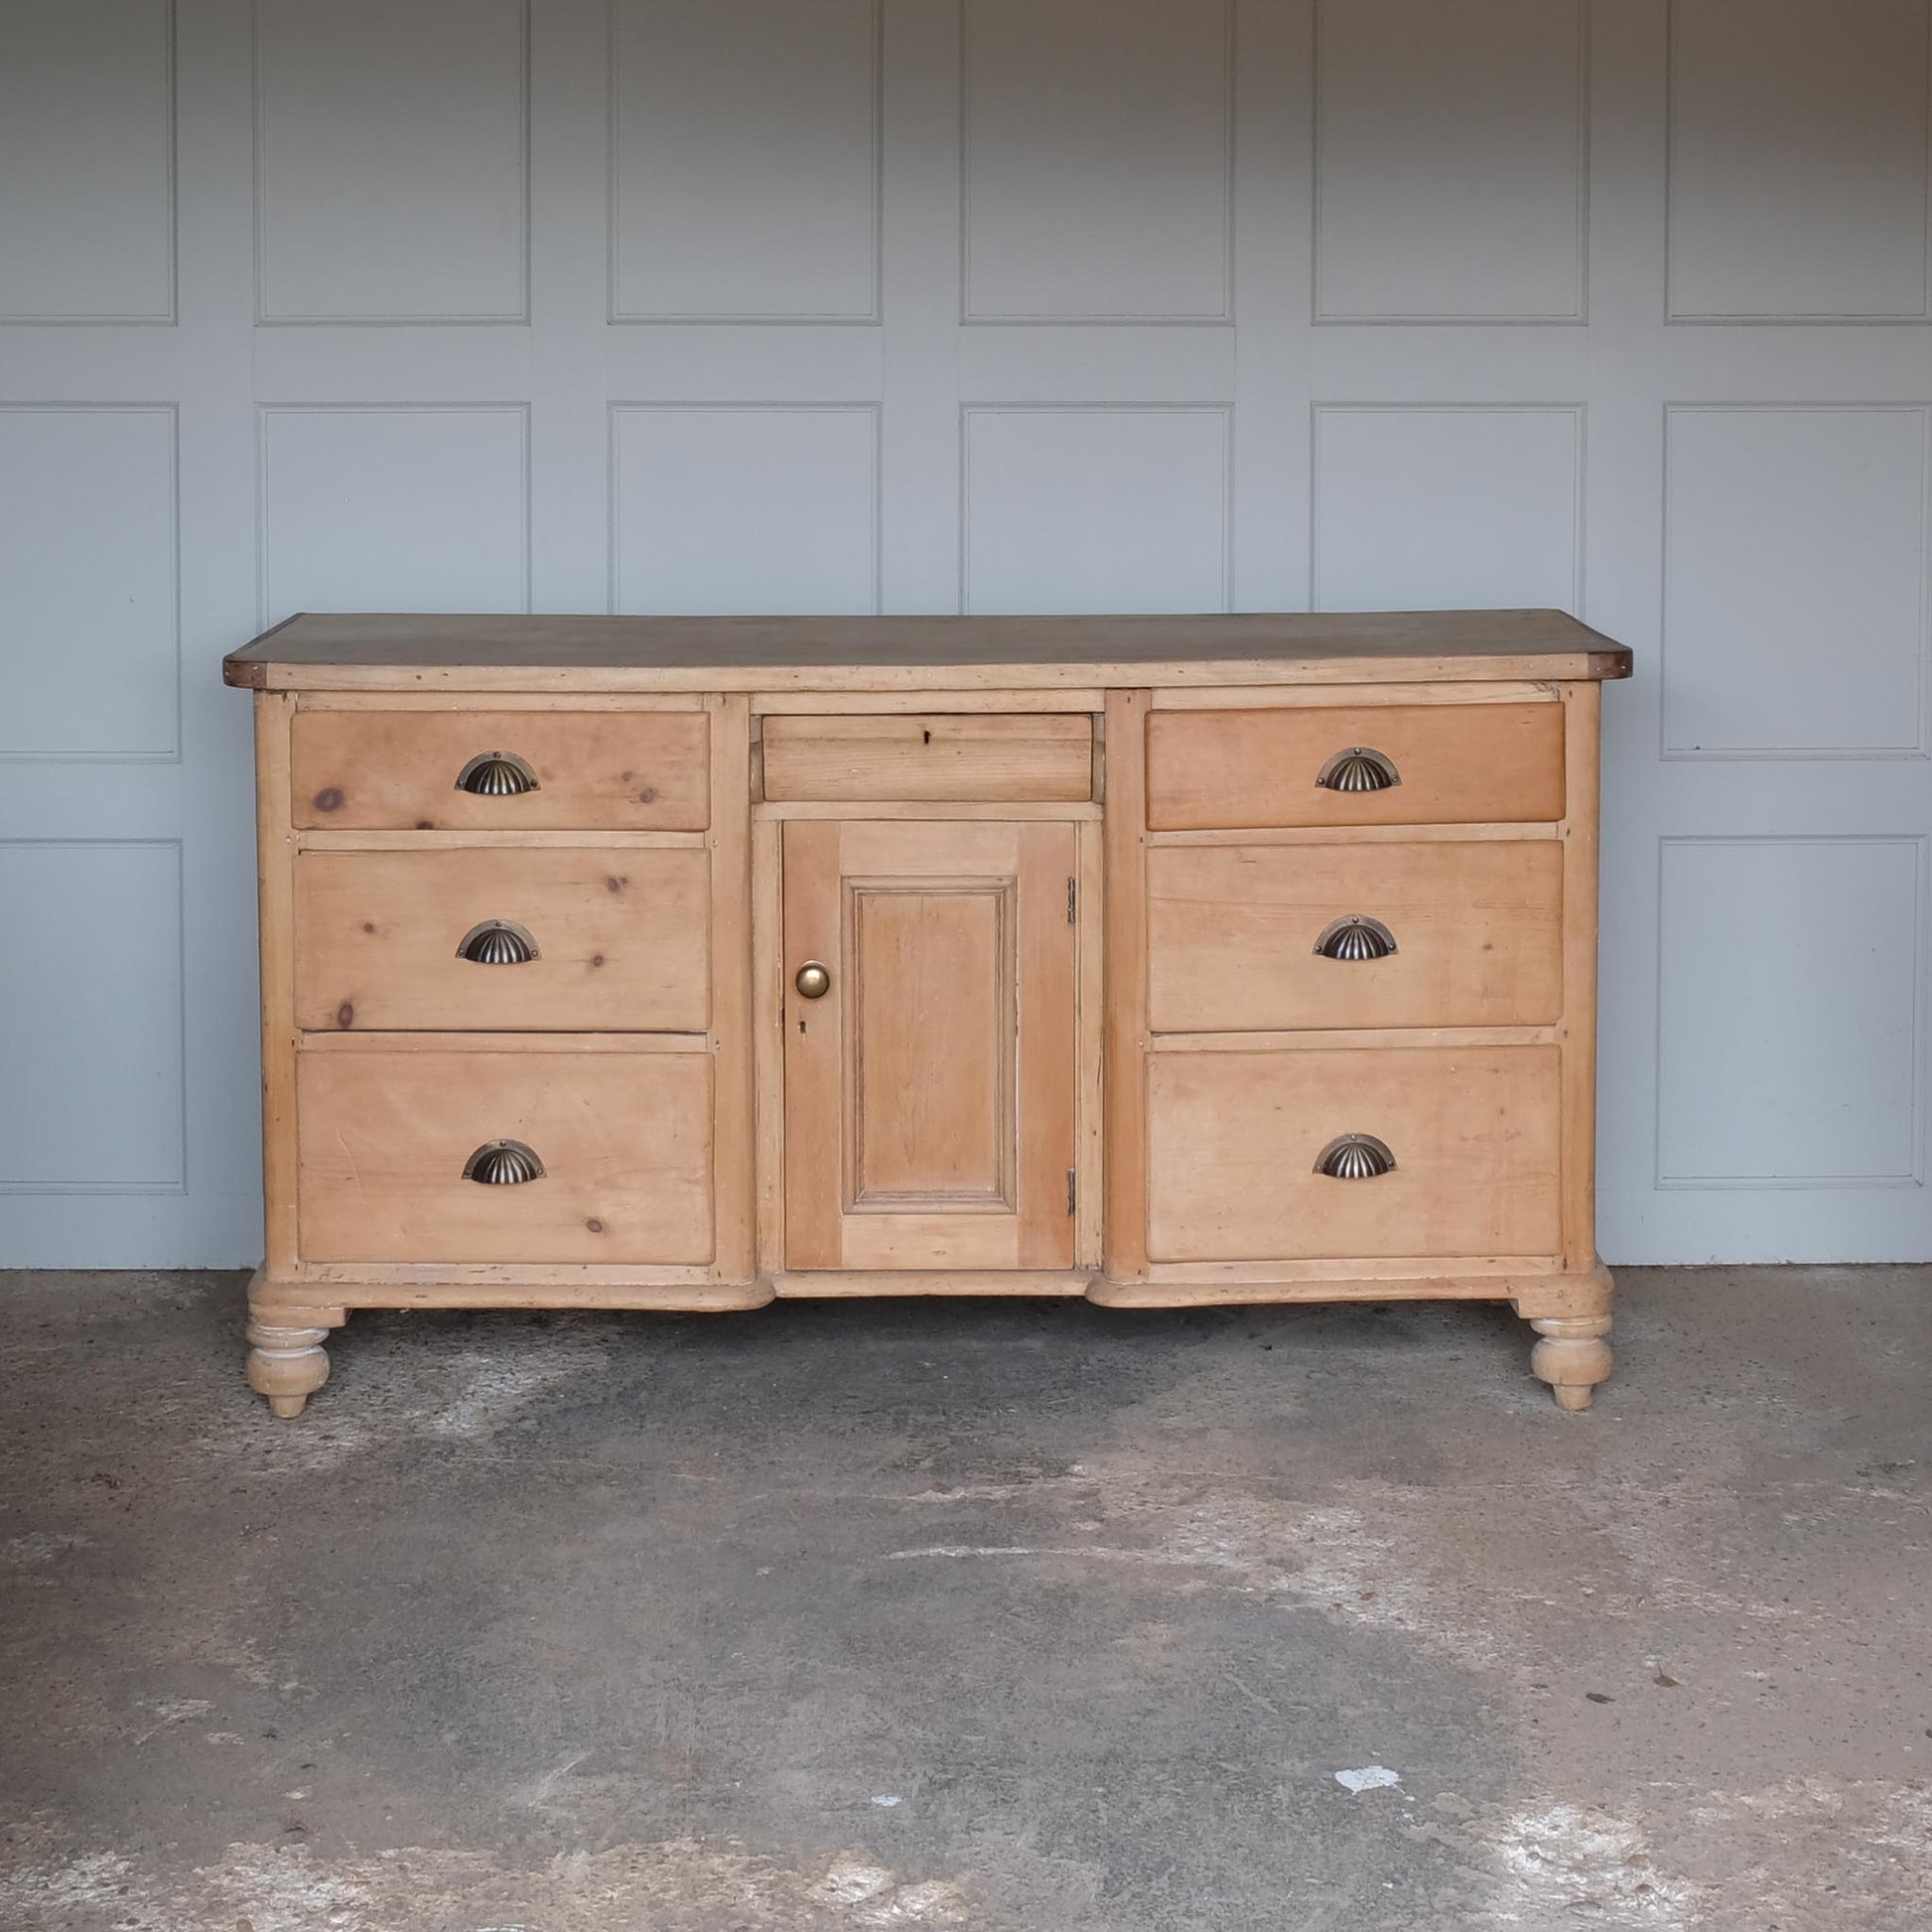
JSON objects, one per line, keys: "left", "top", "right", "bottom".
{"left": 1, "top": 1269, "right": 1928, "bottom": 1931}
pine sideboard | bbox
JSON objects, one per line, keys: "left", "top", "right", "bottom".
{"left": 223, "top": 612, "right": 1631, "bottom": 1417}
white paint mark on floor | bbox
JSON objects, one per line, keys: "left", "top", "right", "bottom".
{"left": 1483, "top": 1803, "right": 1694, "bottom": 1927}
{"left": 137, "top": 1697, "right": 211, "bottom": 1724}
{"left": 884, "top": 1543, "right": 1241, "bottom": 1570}
{"left": 422, "top": 1344, "right": 611, "bottom": 1440}
{"left": 3, "top": 1529, "right": 89, "bottom": 1566}
{"left": 882, "top": 1489, "right": 1509, "bottom": 1670}
{"left": 1335, "top": 1766, "right": 1401, "bottom": 1794}
{"left": 194, "top": 1328, "right": 614, "bottom": 1470}
{"left": 0, "top": 1834, "right": 974, "bottom": 1931}
{"left": 823, "top": 1862, "right": 895, "bottom": 1902}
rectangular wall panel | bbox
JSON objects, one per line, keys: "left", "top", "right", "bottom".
{"left": 1668, "top": 0, "right": 1931, "bottom": 319}
{"left": 0, "top": 843, "right": 184, "bottom": 1190}
{"left": 612, "top": 405, "right": 879, "bottom": 615}
{"left": 1314, "top": 0, "right": 1586, "bottom": 321}
{"left": 260, "top": 406, "right": 529, "bottom": 622}
{"left": 255, "top": 0, "right": 528, "bottom": 323}
{"left": 0, "top": 408, "right": 178, "bottom": 759}
{"left": 1312, "top": 406, "right": 1583, "bottom": 612}
{"left": 962, "top": 407, "right": 1229, "bottom": 613}
{"left": 0, "top": 0, "right": 174, "bottom": 322}
{"left": 962, "top": 0, "right": 1231, "bottom": 321}
{"left": 611, "top": 0, "right": 880, "bottom": 321}
{"left": 1658, "top": 838, "right": 1923, "bottom": 1184}
{"left": 1664, "top": 407, "right": 1928, "bottom": 757}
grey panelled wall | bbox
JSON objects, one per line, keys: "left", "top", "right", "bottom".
{"left": 1, "top": 0, "right": 1928, "bottom": 1266}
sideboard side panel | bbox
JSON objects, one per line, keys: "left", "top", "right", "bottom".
{"left": 1559, "top": 679, "right": 1603, "bottom": 1273}
{"left": 709, "top": 693, "right": 757, "bottom": 1284}
{"left": 255, "top": 691, "right": 301, "bottom": 1278}
{"left": 1103, "top": 688, "right": 1150, "bottom": 1280}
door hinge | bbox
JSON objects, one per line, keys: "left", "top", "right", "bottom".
{"left": 1066, "top": 876, "right": 1077, "bottom": 924}
{"left": 1066, "top": 1169, "right": 1077, "bottom": 1217}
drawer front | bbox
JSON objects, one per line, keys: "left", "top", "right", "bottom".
{"left": 297, "top": 1043, "right": 713, "bottom": 1264}
{"left": 294, "top": 848, "right": 709, "bottom": 1033}
{"left": 1148, "top": 841, "right": 1563, "bottom": 1032}
{"left": 1147, "top": 1046, "right": 1561, "bottom": 1261}
{"left": 761, "top": 713, "right": 1093, "bottom": 802}
{"left": 1146, "top": 703, "right": 1564, "bottom": 829}
{"left": 291, "top": 708, "right": 709, "bottom": 830}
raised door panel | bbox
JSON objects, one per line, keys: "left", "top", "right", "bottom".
{"left": 1662, "top": 406, "right": 1929, "bottom": 758}
{"left": 782, "top": 820, "right": 1077, "bottom": 1270}
{"left": 1667, "top": 0, "right": 1930, "bottom": 320}
{"left": 255, "top": 0, "right": 527, "bottom": 322}
{"left": 1311, "top": 408, "right": 1583, "bottom": 615}
{"left": 962, "top": 0, "right": 1231, "bottom": 322}
{"left": 612, "top": 405, "right": 881, "bottom": 617}
{"left": 0, "top": 406, "right": 178, "bottom": 758}
{"left": 962, "top": 408, "right": 1232, "bottom": 615}
{"left": 1313, "top": 0, "right": 1586, "bottom": 322}
{"left": 611, "top": 0, "right": 879, "bottom": 320}
{"left": 0, "top": 0, "right": 174, "bottom": 322}
{"left": 260, "top": 407, "right": 530, "bottom": 621}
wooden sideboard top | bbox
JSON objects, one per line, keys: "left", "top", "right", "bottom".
{"left": 224, "top": 610, "right": 1632, "bottom": 693}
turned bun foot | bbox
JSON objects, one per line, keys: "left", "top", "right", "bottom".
{"left": 246, "top": 1315, "right": 331, "bottom": 1419}
{"left": 1529, "top": 1313, "right": 1612, "bottom": 1412}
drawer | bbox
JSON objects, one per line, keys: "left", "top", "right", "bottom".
{"left": 761, "top": 713, "right": 1093, "bottom": 802}
{"left": 1147, "top": 840, "right": 1563, "bottom": 1032}
{"left": 1146, "top": 1045, "right": 1561, "bottom": 1261}
{"left": 296, "top": 1040, "right": 713, "bottom": 1264}
{"left": 1146, "top": 703, "right": 1564, "bottom": 829}
{"left": 294, "top": 847, "right": 709, "bottom": 1033}
{"left": 291, "top": 708, "right": 709, "bottom": 830}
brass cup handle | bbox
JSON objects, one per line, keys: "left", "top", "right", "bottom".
{"left": 463, "top": 1139, "right": 545, "bottom": 1184}
{"left": 794, "top": 961, "right": 831, "bottom": 1000}
{"left": 1314, "top": 1134, "right": 1396, "bottom": 1179}
{"left": 455, "top": 750, "right": 540, "bottom": 795}
{"left": 1315, "top": 747, "right": 1400, "bottom": 793}
{"left": 1313, "top": 915, "right": 1397, "bottom": 961}
{"left": 456, "top": 919, "right": 538, "bottom": 965}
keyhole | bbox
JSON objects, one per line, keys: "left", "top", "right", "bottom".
{"left": 922, "top": 728, "right": 931, "bottom": 744}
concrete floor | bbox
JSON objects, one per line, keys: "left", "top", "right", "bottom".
{"left": 1, "top": 1269, "right": 1928, "bottom": 1931}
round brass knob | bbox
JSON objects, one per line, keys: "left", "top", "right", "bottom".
{"left": 794, "top": 961, "right": 831, "bottom": 1000}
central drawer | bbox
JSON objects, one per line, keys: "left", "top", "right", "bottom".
{"left": 297, "top": 1040, "right": 714, "bottom": 1264}
{"left": 294, "top": 847, "right": 709, "bottom": 1033}
{"left": 1148, "top": 840, "right": 1563, "bottom": 1032}
{"left": 1147, "top": 1045, "right": 1562, "bottom": 1261}
{"left": 761, "top": 713, "right": 1093, "bottom": 801}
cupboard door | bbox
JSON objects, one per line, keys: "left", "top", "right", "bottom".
{"left": 782, "top": 819, "right": 1078, "bottom": 1271}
